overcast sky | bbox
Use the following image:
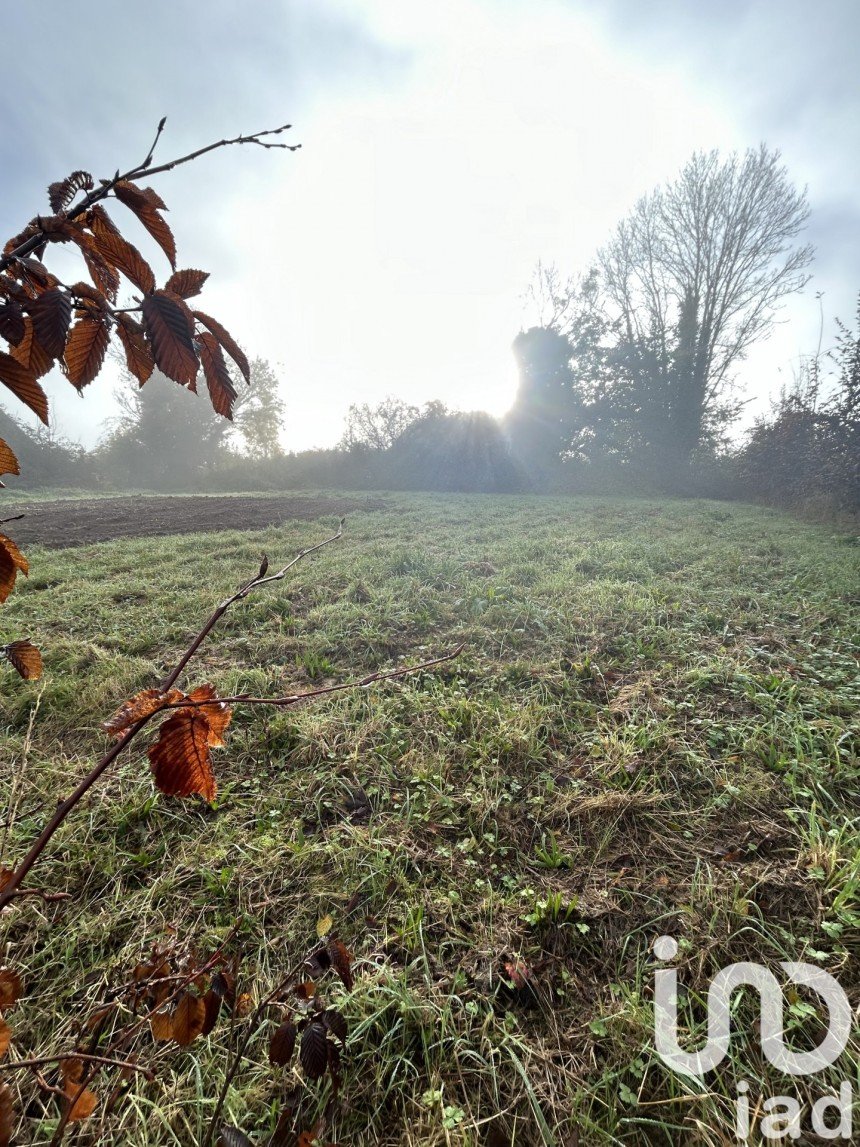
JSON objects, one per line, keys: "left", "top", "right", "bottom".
{"left": 2, "top": 0, "right": 858, "bottom": 450}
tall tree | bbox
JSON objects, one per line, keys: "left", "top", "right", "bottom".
{"left": 507, "top": 268, "right": 647, "bottom": 479}
{"left": 339, "top": 395, "right": 420, "bottom": 451}
{"left": 505, "top": 325, "right": 574, "bottom": 478}
{"left": 599, "top": 145, "right": 813, "bottom": 472}
{"left": 99, "top": 369, "right": 231, "bottom": 489}
{"left": 232, "top": 358, "right": 286, "bottom": 458}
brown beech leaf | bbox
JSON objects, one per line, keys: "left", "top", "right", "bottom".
{"left": 0, "top": 1080, "right": 13, "bottom": 1147}
{"left": 0, "top": 439, "right": 19, "bottom": 490}
{"left": 115, "top": 312, "right": 155, "bottom": 385}
{"left": 63, "top": 315, "right": 109, "bottom": 390}
{"left": 193, "top": 310, "right": 250, "bottom": 383}
{"left": 113, "top": 182, "right": 176, "bottom": 268}
{"left": 148, "top": 710, "right": 217, "bottom": 801}
{"left": 110, "top": 180, "right": 153, "bottom": 213}
{"left": 29, "top": 287, "right": 72, "bottom": 359}
{"left": 0, "top": 552, "right": 17, "bottom": 605}
{"left": 138, "top": 209, "right": 176, "bottom": 269}
{"left": 69, "top": 281, "right": 109, "bottom": 309}
{"left": 197, "top": 332, "right": 237, "bottom": 419}
{"left": 185, "top": 683, "right": 232, "bottom": 747}
{"left": 38, "top": 214, "right": 72, "bottom": 238}
{"left": 321, "top": 1008, "right": 347, "bottom": 1046}
{"left": 503, "top": 959, "right": 533, "bottom": 991}
{"left": 137, "top": 185, "right": 168, "bottom": 211}
{"left": 0, "top": 302, "right": 25, "bottom": 347}
{"left": 0, "top": 350, "right": 48, "bottom": 424}
{"left": 4, "top": 640, "right": 42, "bottom": 680}
{"left": 201, "top": 988, "right": 222, "bottom": 1037}
{"left": 79, "top": 239, "right": 121, "bottom": 303}
{"left": 9, "top": 318, "right": 54, "bottom": 379}
{"left": 63, "top": 1089, "right": 99, "bottom": 1122}
{"left": 234, "top": 991, "right": 253, "bottom": 1017}
{"left": 48, "top": 170, "right": 94, "bottom": 214}
{"left": 164, "top": 269, "right": 209, "bottom": 299}
{"left": 141, "top": 291, "right": 198, "bottom": 386}
{"left": 327, "top": 1038, "right": 342, "bottom": 1094}
{"left": 103, "top": 687, "right": 184, "bottom": 738}
{"left": 0, "top": 535, "right": 28, "bottom": 604}
{"left": 211, "top": 969, "right": 235, "bottom": 1002}
{"left": 90, "top": 227, "right": 156, "bottom": 295}
{"left": 149, "top": 1010, "right": 172, "bottom": 1041}
{"left": 327, "top": 937, "right": 354, "bottom": 991}
{"left": 13, "top": 257, "right": 57, "bottom": 294}
{"left": 60, "top": 1064, "right": 98, "bottom": 1123}
{"left": 0, "top": 968, "right": 23, "bottom": 1010}
{"left": 171, "top": 992, "right": 206, "bottom": 1045}
{"left": 299, "top": 1020, "right": 329, "bottom": 1080}
{"left": 0, "top": 275, "right": 29, "bottom": 303}
{"left": 269, "top": 1020, "right": 297, "bottom": 1066}
{"left": 296, "top": 1129, "right": 322, "bottom": 1147}
{"left": 0, "top": 1016, "right": 10, "bottom": 1059}
{"left": 85, "top": 1004, "right": 117, "bottom": 1035}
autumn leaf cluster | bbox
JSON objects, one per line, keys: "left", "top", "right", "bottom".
{"left": 1, "top": 171, "right": 248, "bottom": 424}
{"left": 1, "top": 150, "right": 250, "bottom": 681}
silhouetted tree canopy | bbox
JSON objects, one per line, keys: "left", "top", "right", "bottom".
{"left": 340, "top": 396, "right": 420, "bottom": 452}
{"left": 389, "top": 406, "right": 526, "bottom": 492}
{"left": 505, "top": 326, "right": 574, "bottom": 477}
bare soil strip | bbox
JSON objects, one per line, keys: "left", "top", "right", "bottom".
{"left": 6, "top": 494, "right": 388, "bottom": 548}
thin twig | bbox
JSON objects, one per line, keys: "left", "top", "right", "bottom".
{"left": 167, "top": 644, "right": 466, "bottom": 711}
{"left": 109, "top": 924, "right": 241, "bottom": 1055}
{"left": 47, "top": 927, "right": 240, "bottom": 1147}
{"left": 201, "top": 950, "right": 311, "bottom": 1147}
{"left": 0, "top": 888, "right": 72, "bottom": 903}
{"left": 0, "top": 1054, "right": 154, "bottom": 1081}
{"left": 0, "top": 120, "right": 299, "bottom": 274}
{"left": 0, "top": 525, "right": 339, "bottom": 911}
{"left": 141, "top": 117, "right": 167, "bottom": 170}
{"left": 141, "top": 123, "right": 300, "bottom": 181}
{"left": 161, "top": 519, "right": 343, "bottom": 692}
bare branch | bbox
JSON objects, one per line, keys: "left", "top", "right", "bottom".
{"left": 170, "top": 644, "right": 466, "bottom": 711}
{"left": 0, "top": 1054, "right": 154, "bottom": 1082}
{"left": 140, "top": 123, "right": 300, "bottom": 181}
{"left": 160, "top": 518, "right": 343, "bottom": 691}
{"left": 0, "top": 523, "right": 338, "bottom": 911}
{"left": 0, "top": 120, "right": 300, "bottom": 274}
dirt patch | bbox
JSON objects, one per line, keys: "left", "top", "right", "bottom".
{"left": 5, "top": 494, "right": 388, "bottom": 549}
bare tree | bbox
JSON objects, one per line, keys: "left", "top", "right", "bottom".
{"left": 599, "top": 144, "right": 813, "bottom": 468}
{"left": 339, "top": 395, "right": 420, "bottom": 451}
{"left": 523, "top": 260, "right": 581, "bottom": 332}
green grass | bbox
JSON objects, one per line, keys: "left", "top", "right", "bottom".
{"left": 1, "top": 493, "right": 858, "bottom": 1145}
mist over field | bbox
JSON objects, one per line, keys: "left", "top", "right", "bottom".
{"left": 0, "top": 5, "right": 858, "bottom": 1147}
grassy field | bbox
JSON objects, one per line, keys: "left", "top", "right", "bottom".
{"left": 1, "top": 493, "right": 858, "bottom": 1146}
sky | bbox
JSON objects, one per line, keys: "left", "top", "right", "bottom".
{"left": 1, "top": 0, "right": 858, "bottom": 451}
